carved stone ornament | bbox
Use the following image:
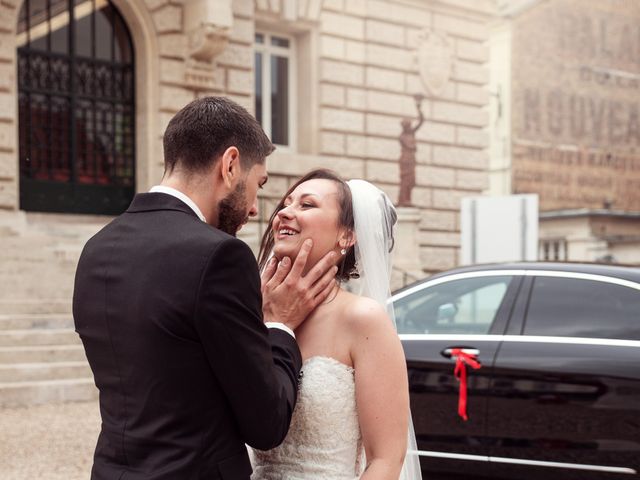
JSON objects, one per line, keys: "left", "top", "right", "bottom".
{"left": 184, "top": 0, "right": 232, "bottom": 64}
{"left": 416, "top": 29, "right": 453, "bottom": 97}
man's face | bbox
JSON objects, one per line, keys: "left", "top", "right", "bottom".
{"left": 217, "top": 162, "right": 267, "bottom": 236}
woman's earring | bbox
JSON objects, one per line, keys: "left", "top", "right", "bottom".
{"left": 340, "top": 248, "right": 346, "bottom": 255}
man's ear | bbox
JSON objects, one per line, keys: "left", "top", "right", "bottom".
{"left": 219, "top": 146, "right": 241, "bottom": 189}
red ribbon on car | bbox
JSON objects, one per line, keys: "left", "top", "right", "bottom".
{"left": 451, "top": 348, "right": 482, "bottom": 421}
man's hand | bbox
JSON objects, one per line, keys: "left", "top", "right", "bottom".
{"left": 261, "top": 239, "right": 338, "bottom": 330}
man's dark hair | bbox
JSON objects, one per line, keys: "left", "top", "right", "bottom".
{"left": 162, "top": 96, "right": 275, "bottom": 174}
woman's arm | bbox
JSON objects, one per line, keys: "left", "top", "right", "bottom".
{"left": 349, "top": 298, "right": 410, "bottom": 479}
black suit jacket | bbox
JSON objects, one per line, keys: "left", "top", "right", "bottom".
{"left": 73, "top": 193, "right": 302, "bottom": 480}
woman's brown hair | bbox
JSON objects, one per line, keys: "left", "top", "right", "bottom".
{"left": 257, "top": 169, "right": 358, "bottom": 282}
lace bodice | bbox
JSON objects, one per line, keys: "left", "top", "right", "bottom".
{"left": 251, "top": 356, "right": 365, "bottom": 479}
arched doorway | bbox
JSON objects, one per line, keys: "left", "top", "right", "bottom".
{"left": 17, "top": 0, "right": 135, "bottom": 215}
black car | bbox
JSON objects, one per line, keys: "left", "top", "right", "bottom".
{"left": 393, "top": 262, "right": 640, "bottom": 480}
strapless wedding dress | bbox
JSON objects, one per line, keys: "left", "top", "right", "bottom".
{"left": 251, "top": 356, "right": 365, "bottom": 479}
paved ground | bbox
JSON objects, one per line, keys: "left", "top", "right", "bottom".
{"left": 0, "top": 401, "right": 100, "bottom": 480}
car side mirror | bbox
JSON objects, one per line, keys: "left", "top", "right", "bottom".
{"left": 437, "top": 303, "right": 457, "bottom": 323}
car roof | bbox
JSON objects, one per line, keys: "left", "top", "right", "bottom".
{"left": 394, "top": 261, "right": 640, "bottom": 294}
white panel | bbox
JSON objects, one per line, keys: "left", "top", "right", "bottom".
{"left": 461, "top": 194, "right": 538, "bottom": 265}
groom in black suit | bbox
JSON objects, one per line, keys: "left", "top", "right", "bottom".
{"left": 73, "top": 97, "right": 337, "bottom": 480}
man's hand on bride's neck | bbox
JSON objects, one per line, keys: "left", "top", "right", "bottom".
{"left": 261, "top": 239, "right": 339, "bottom": 330}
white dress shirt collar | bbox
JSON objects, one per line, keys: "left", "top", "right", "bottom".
{"left": 149, "top": 185, "right": 206, "bottom": 223}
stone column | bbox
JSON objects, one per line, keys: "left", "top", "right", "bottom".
{"left": 392, "top": 206, "right": 424, "bottom": 290}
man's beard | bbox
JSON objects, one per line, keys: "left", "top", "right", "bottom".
{"left": 217, "top": 181, "right": 248, "bottom": 236}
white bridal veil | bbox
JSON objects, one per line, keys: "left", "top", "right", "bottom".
{"left": 346, "top": 180, "right": 422, "bottom": 480}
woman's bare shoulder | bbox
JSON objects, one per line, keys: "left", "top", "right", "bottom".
{"left": 340, "top": 291, "right": 395, "bottom": 337}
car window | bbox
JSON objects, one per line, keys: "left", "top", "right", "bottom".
{"left": 524, "top": 276, "right": 640, "bottom": 340}
{"left": 394, "top": 275, "right": 513, "bottom": 335}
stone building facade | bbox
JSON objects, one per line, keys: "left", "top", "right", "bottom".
{"left": 489, "top": 0, "right": 640, "bottom": 265}
{"left": 0, "top": 0, "right": 495, "bottom": 305}
{"left": 0, "top": 0, "right": 495, "bottom": 406}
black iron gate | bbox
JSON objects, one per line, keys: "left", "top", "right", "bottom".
{"left": 17, "top": 0, "right": 135, "bottom": 215}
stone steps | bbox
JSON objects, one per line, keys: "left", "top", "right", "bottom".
{"left": 0, "top": 328, "right": 81, "bottom": 347}
{"left": 0, "top": 361, "right": 92, "bottom": 382}
{"left": 0, "top": 314, "right": 74, "bottom": 330}
{"left": 0, "top": 299, "right": 71, "bottom": 315}
{"left": 0, "top": 378, "right": 98, "bottom": 408}
{"left": 0, "top": 344, "right": 87, "bottom": 363}
{"left": 0, "top": 310, "right": 95, "bottom": 407}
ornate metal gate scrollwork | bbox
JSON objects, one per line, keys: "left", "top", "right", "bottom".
{"left": 17, "top": 0, "right": 135, "bottom": 215}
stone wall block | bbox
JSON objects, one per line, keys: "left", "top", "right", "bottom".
{"left": 366, "top": 159, "right": 398, "bottom": 182}
{"left": 0, "top": 122, "right": 16, "bottom": 152}
{"left": 0, "top": 92, "right": 15, "bottom": 121}
{"left": 416, "top": 121, "right": 456, "bottom": 144}
{"left": 232, "top": 0, "right": 254, "bottom": 17}
{"left": 433, "top": 13, "right": 489, "bottom": 41}
{"left": 457, "top": 83, "right": 489, "bottom": 106}
{"left": 158, "top": 33, "right": 188, "bottom": 59}
{"left": 417, "top": 165, "right": 456, "bottom": 187}
{"left": 0, "top": 179, "right": 17, "bottom": 209}
{"left": 420, "top": 230, "right": 460, "bottom": 247}
{"left": 230, "top": 17, "right": 254, "bottom": 44}
{"left": 344, "top": 0, "right": 366, "bottom": 16}
{"left": 218, "top": 43, "right": 253, "bottom": 69}
{"left": 366, "top": 66, "right": 404, "bottom": 92}
{"left": 419, "top": 209, "right": 456, "bottom": 231}
{"left": 456, "top": 38, "right": 489, "bottom": 63}
{"left": 0, "top": 5, "right": 15, "bottom": 33}
{"left": 159, "top": 58, "right": 185, "bottom": 85}
{"left": 453, "top": 61, "right": 489, "bottom": 85}
{"left": 365, "top": 20, "right": 405, "bottom": 47}
{"left": 456, "top": 126, "right": 488, "bottom": 148}
{"left": 367, "top": 1, "right": 431, "bottom": 27}
{"left": 366, "top": 91, "right": 415, "bottom": 117}
{"left": 366, "top": 113, "right": 400, "bottom": 137}
{"left": 366, "top": 137, "right": 399, "bottom": 160}
{"left": 432, "top": 188, "right": 468, "bottom": 210}
{"left": 406, "top": 74, "right": 455, "bottom": 101}
{"left": 321, "top": 108, "right": 365, "bottom": 133}
{"left": 346, "top": 134, "right": 365, "bottom": 157}
{"left": 323, "top": 0, "right": 344, "bottom": 12}
{"left": 321, "top": 59, "right": 364, "bottom": 86}
{"left": 321, "top": 36, "right": 346, "bottom": 60}
{"left": 0, "top": 151, "right": 17, "bottom": 180}
{"left": 0, "top": 64, "right": 14, "bottom": 92}
{"left": 320, "top": 84, "right": 346, "bottom": 106}
{"left": 366, "top": 44, "right": 412, "bottom": 71}
{"left": 345, "top": 41, "right": 365, "bottom": 63}
{"left": 456, "top": 169, "right": 488, "bottom": 190}
{"left": 145, "top": 0, "right": 168, "bottom": 12}
{"left": 420, "top": 246, "right": 457, "bottom": 271}
{"left": 153, "top": 5, "right": 183, "bottom": 34}
{"left": 0, "top": 33, "right": 14, "bottom": 62}
{"left": 320, "top": 12, "right": 364, "bottom": 40}
{"left": 320, "top": 132, "right": 346, "bottom": 155}
{"left": 226, "top": 69, "right": 253, "bottom": 95}
{"left": 433, "top": 145, "right": 487, "bottom": 170}
{"left": 346, "top": 88, "right": 366, "bottom": 110}
{"left": 432, "top": 100, "right": 488, "bottom": 127}
{"left": 159, "top": 85, "right": 195, "bottom": 112}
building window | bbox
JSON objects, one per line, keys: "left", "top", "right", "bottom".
{"left": 17, "top": 0, "right": 135, "bottom": 215}
{"left": 539, "top": 238, "right": 568, "bottom": 261}
{"left": 254, "top": 32, "right": 295, "bottom": 148}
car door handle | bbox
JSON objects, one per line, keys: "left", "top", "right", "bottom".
{"left": 441, "top": 348, "right": 480, "bottom": 359}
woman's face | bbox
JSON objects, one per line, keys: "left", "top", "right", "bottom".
{"left": 272, "top": 179, "right": 347, "bottom": 271}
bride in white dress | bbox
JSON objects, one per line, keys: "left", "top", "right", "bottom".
{"left": 252, "top": 170, "right": 421, "bottom": 480}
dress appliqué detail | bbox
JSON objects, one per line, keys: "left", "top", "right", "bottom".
{"left": 251, "top": 356, "right": 365, "bottom": 479}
